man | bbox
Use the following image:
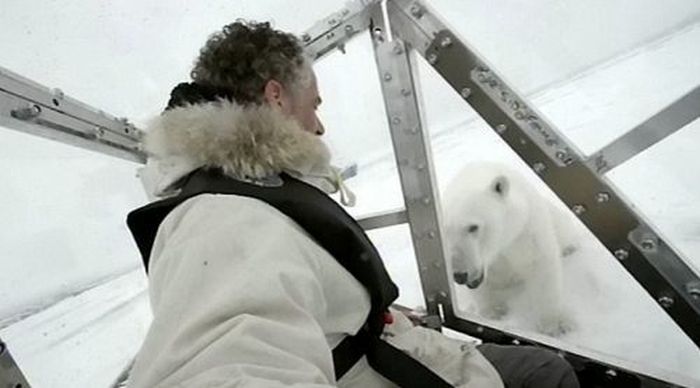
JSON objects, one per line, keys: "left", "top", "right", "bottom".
{"left": 126, "top": 21, "right": 579, "bottom": 388}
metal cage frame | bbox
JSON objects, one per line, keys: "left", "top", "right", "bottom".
{"left": 1, "top": 1, "right": 699, "bottom": 387}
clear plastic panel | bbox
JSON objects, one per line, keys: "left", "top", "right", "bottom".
{"left": 367, "top": 224, "right": 424, "bottom": 309}
{"left": 428, "top": 0, "right": 700, "bottom": 155}
{"left": 0, "top": 128, "right": 150, "bottom": 386}
{"left": 410, "top": 46, "right": 700, "bottom": 385}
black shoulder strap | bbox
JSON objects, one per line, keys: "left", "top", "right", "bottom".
{"left": 126, "top": 168, "right": 452, "bottom": 387}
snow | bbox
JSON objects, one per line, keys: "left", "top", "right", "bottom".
{"left": 1, "top": 0, "right": 700, "bottom": 387}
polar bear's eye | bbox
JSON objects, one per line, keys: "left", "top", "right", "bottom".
{"left": 467, "top": 224, "right": 479, "bottom": 234}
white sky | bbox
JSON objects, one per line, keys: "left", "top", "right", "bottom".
{"left": 1, "top": 1, "right": 699, "bottom": 385}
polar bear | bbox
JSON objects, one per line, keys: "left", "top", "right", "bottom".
{"left": 442, "top": 161, "right": 578, "bottom": 336}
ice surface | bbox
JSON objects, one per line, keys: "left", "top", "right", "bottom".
{"left": 1, "top": 0, "right": 699, "bottom": 386}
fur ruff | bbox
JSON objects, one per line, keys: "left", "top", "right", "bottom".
{"left": 144, "top": 100, "right": 331, "bottom": 180}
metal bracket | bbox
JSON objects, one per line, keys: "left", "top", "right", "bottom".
{"left": 0, "top": 66, "right": 146, "bottom": 163}
{"left": 301, "top": 0, "right": 379, "bottom": 60}
{"left": 587, "top": 85, "right": 700, "bottom": 174}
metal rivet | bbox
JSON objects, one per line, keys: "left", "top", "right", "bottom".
{"left": 416, "top": 163, "right": 426, "bottom": 171}
{"left": 94, "top": 126, "right": 105, "bottom": 138}
{"left": 514, "top": 111, "right": 525, "bottom": 120}
{"left": 460, "top": 88, "right": 471, "bottom": 99}
{"left": 572, "top": 204, "right": 586, "bottom": 215}
{"left": 344, "top": 25, "right": 354, "bottom": 33}
{"left": 440, "top": 36, "right": 452, "bottom": 47}
{"left": 488, "top": 79, "right": 498, "bottom": 88}
{"left": 391, "top": 116, "right": 401, "bottom": 125}
{"left": 685, "top": 282, "right": 700, "bottom": 300}
{"left": 476, "top": 326, "right": 484, "bottom": 333}
{"left": 422, "top": 197, "right": 431, "bottom": 205}
{"left": 500, "top": 91, "right": 509, "bottom": 102}
{"left": 510, "top": 101, "right": 520, "bottom": 110}
{"left": 495, "top": 124, "right": 507, "bottom": 134}
{"left": 533, "top": 162, "right": 547, "bottom": 175}
{"left": 614, "top": 249, "right": 629, "bottom": 261}
{"left": 11, "top": 105, "right": 42, "bottom": 120}
{"left": 410, "top": 127, "right": 419, "bottom": 134}
{"left": 342, "top": 8, "right": 350, "bottom": 16}
{"left": 401, "top": 88, "right": 412, "bottom": 97}
{"left": 512, "top": 339, "right": 521, "bottom": 345}
{"left": 530, "top": 121, "right": 542, "bottom": 131}
{"left": 658, "top": 296, "right": 674, "bottom": 309}
{"left": 556, "top": 151, "right": 568, "bottom": 161}
{"left": 477, "top": 72, "right": 488, "bottom": 83}
{"left": 326, "top": 32, "right": 335, "bottom": 40}
{"left": 393, "top": 42, "right": 404, "bottom": 55}
{"left": 301, "top": 33, "right": 311, "bottom": 42}
{"left": 410, "top": 3, "right": 424, "bottom": 18}
{"left": 641, "top": 238, "right": 657, "bottom": 251}
{"left": 427, "top": 53, "right": 438, "bottom": 65}
{"left": 605, "top": 369, "right": 618, "bottom": 378}
{"left": 439, "top": 291, "right": 448, "bottom": 298}
{"left": 329, "top": 18, "right": 338, "bottom": 26}
{"left": 383, "top": 72, "right": 392, "bottom": 81}
{"left": 595, "top": 192, "right": 611, "bottom": 203}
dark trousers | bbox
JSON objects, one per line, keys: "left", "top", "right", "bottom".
{"left": 477, "top": 343, "right": 580, "bottom": 388}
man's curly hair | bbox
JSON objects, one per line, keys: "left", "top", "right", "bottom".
{"left": 190, "top": 20, "right": 310, "bottom": 105}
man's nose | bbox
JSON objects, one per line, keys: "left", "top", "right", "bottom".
{"left": 315, "top": 117, "right": 325, "bottom": 136}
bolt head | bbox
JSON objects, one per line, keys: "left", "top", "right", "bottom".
{"left": 383, "top": 72, "right": 392, "bottom": 81}
{"left": 440, "top": 36, "right": 452, "bottom": 47}
{"left": 658, "top": 296, "right": 674, "bottom": 309}
{"left": 410, "top": 3, "right": 424, "bottom": 18}
{"left": 596, "top": 192, "right": 611, "bottom": 203}
{"left": 572, "top": 204, "right": 586, "bottom": 215}
{"left": 533, "top": 162, "right": 547, "bottom": 174}
{"left": 427, "top": 53, "right": 438, "bottom": 65}
{"left": 641, "top": 238, "right": 657, "bottom": 251}
{"left": 605, "top": 369, "right": 618, "bottom": 378}
{"left": 614, "top": 249, "right": 629, "bottom": 261}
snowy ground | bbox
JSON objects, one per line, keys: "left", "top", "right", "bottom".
{"left": 2, "top": 15, "right": 699, "bottom": 388}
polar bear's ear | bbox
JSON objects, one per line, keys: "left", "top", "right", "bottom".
{"left": 491, "top": 175, "right": 509, "bottom": 197}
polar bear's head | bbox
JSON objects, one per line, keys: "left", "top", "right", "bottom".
{"left": 443, "top": 164, "right": 529, "bottom": 289}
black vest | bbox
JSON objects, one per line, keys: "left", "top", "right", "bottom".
{"left": 126, "top": 168, "right": 451, "bottom": 387}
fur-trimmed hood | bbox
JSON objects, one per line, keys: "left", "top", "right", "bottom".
{"left": 139, "top": 100, "right": 354, "bottom": 205}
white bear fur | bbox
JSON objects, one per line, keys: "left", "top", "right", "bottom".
{"left": 442, "top": 161, "right": 578, "bottom": 336}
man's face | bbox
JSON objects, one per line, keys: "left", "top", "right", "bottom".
{"left": 289, "top": 71, "right": 325, "bottom": 136}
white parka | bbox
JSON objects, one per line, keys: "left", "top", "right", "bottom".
{"left": 127, "top": 100, "right": 503, "bottom": 388}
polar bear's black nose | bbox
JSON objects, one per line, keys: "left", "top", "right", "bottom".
{"left": 453, "top": 272, "right": 469, "bottom": 285}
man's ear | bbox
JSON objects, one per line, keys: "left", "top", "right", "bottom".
{"left": 491, "top": 175, "right": 509, "bottom": 197}
{"left": 263, "top": 79, "right": 285, "bottom": 108}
